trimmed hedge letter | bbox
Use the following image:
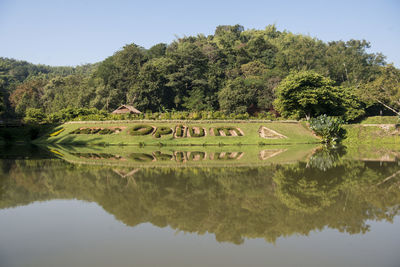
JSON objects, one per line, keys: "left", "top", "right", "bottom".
{"left": 130, "top": 125, "right": 154, "bottom": 136}
{"left": 153, "top": 126, "right": 173, "bottom": 138}
{"left": 188, "top": 126, "right": 205, "bottom": 137}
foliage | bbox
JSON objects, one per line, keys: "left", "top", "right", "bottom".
{"left": 307, "top": 147, "right": 346, "bottom": 171}
{"left": 69, "top": 127, "right": 120, "bottom": 135}
{"left": 153, "top": 126, "right": 173, "bottom": 138}
{"left": 309, "top": 115, "right": 344, "bottom": 144}
{"left": 188, "top": 126, "right": 205, "bottom": 137}
{"left": 212, "top": 127, "right": 243, "bottom": 136}
{"left": 129, "top": 125, "right": 154, "bottom": 136}
{"left": 358, "top": 64, "right": 400, "bottom": 115}
{"left": 274, "top": 71, "right": 344, "bottom": 119}
{"left": 1, "top": 25, "right": 395, "bottom": 120}
{"left": 24, "top": 108, "right": 47, "bottom": 124}
{"left": 175, "top": 125, "right": 185, "bottom": 137}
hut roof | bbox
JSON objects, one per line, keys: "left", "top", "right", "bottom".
{"left": 111, "top": 105, "right": 142, "bottom": 114}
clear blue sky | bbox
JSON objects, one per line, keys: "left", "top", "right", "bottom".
{"left": 1, "top": 0, "right": 399, "bottom": 67}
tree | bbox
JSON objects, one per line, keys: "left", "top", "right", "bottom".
{"left": 24, "top": 108, "right": 46, "bottom": 124}
{"left": 41, "top": 75, "right": 89, "bottom": 113}
{"left": 166, "top": 40, "right": 210, "bottom": 110}
{"left": 273, "top": 71, "right": 344, "bottom": 119}
{"left": 93, "top": 44, "right": 147, "bottom": 110}
{"left": 9, "top": 78, "right": 48, "bottom": 115}
{"left": 218, "top": 77, "right": 256, "bottom": 113}
{"left": 127, "top": 57, "right": 175, "bottom": 111}
{"left": 358, "top": 65, "right": 400, "bottom": 115}
{"left": 324, "top": 40, "right": 385, "bottom": 86}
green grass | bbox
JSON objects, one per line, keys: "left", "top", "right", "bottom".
{"left": 343, "top": 124, "right": 400, "bottom": 147}
{"left": 36, "top": 121, "right": 320, "bottom": 146}
{"left": 360, "top": 116, "right": 399, "bottom": 124}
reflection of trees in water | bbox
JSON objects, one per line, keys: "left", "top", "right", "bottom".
{"left": 307, "top": 146, "right": 346, "bottom": 171}
{"left": 1, "top": 157, "right": 400, "bottom": 245}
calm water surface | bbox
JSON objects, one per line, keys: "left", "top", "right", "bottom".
{"left": 0, "top": 145, "right": 399, "bottom": 267}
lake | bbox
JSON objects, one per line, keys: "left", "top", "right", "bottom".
{"left": 0, "top": 144, "right": 399, "bottom": 267}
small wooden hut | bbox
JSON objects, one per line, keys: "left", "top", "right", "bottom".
{"left": 111, "top": 105, "right": 141, "bottom": 114}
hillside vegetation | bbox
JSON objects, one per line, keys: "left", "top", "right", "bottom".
{"left": 1, "top": 24, "right": 399, "bottom": 122}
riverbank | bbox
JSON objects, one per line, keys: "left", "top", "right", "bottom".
{"left": 2, "top": 117, "right": 399, "bottom": 146}
{"left": 35, "top": 120, "right": 319, "bottom": 146}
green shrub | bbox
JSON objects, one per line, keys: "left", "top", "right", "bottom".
{"left": 188, "top": 126, "right": 205, "bottom": 137}
{"left": 175, "top": 125, "right": 185, "bottom": 137}
{"left": 153, "top": 127, "right": 173, "bottom": 138}
{"left": 69, "top": 127, "right": 118, "bottom": 135}
{"left": 24, "top": 108, "right": 47, "bottom": 124}
{"left": 98, "top": 128, "right": 113, "bottom": 135}
{"left": 309, "top": 114, "right": 344, "bottom": 144}
{"left": 212, "top": 127, "right": 242, "bottom": 136}
{"left": 129, "top": 125, "right": 154, "bottom": 136}
{"left": 80, "top": 128, "right": 92, "bottom": 134}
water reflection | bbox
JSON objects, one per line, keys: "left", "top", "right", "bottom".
{"left": 0, "top": 145, "right": 400, "bottom": 245}
{"left": 48, "top": 144, "right": 317, "bottom": 167}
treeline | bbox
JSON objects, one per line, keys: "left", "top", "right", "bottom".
{"left": 1, "top": 24, "right": 399, "bottom": 121}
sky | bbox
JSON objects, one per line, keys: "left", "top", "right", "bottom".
{"left": 0, "top": 0, "right": 399, "bottom": 67}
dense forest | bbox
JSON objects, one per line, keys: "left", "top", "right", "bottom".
{"left": 1, "top": 25, "right": 399, "bottom": 121}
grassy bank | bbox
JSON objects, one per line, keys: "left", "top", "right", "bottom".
{"left": 36, "top": 121, "right": 320, "bottom": 146}
{"left": 343, "top": 124, "right": 400, "bottom": 147}
{"left": 359, "top": 116, "right": 399, "bottom": 124}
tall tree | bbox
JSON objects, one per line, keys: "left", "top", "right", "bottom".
{"left": 274, "top": 71, "right": 343, "bottom": 119}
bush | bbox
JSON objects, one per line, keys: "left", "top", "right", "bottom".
{"left": 24, "top": 108, "right": 47, "bottom": 124}
{"left": 175, "top": 125, "right": 185, "bottom": 137}
{"left": 153, "top": 126, "right": 173, "bottom": 138}
{"left": 69, "top": 127, "right": 118, "bottom": 135}
{"left": 188, "top": 126, "right": 205, "bottom": 137}
{"left": 309, "top": 114, "right": 344, "bottom": 144}
{"left": 129, "top": 125, "right": 154, "bottom": 136}
{"left": 212, "top": 127, "right": 242, "bottom": 136}
{"left": 98, "top": 128, "right": 113, "bottom": 135}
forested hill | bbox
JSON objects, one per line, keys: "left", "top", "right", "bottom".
{"left": 1, "top": 24, "right": 399, "bottom": 120}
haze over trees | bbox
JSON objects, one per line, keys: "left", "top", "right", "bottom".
{"left": 1, "top": 24, "right": 397, "bottom": 121}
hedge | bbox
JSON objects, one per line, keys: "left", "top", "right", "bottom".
{"left": 129, "top": 125, "right": 154, "bottom": 136}
{"left": 188, "top": 126, "right": 205, "bottom": 137}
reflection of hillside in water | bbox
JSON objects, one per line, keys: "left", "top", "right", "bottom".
{"left": 1, "top": 146, "right": 400, "bottom": 245}
{"left": 49, "top": 144, "right": 317, "bottom": 167}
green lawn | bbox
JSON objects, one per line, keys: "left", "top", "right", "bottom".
{"left": 37, "top": 121, "right": 320, "bottom": 146}
{"left": 343, "top": 124, "right": 400, "bottom": 147}
{"left": 360, "top": 116, "right": 399, "bottom": 124}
